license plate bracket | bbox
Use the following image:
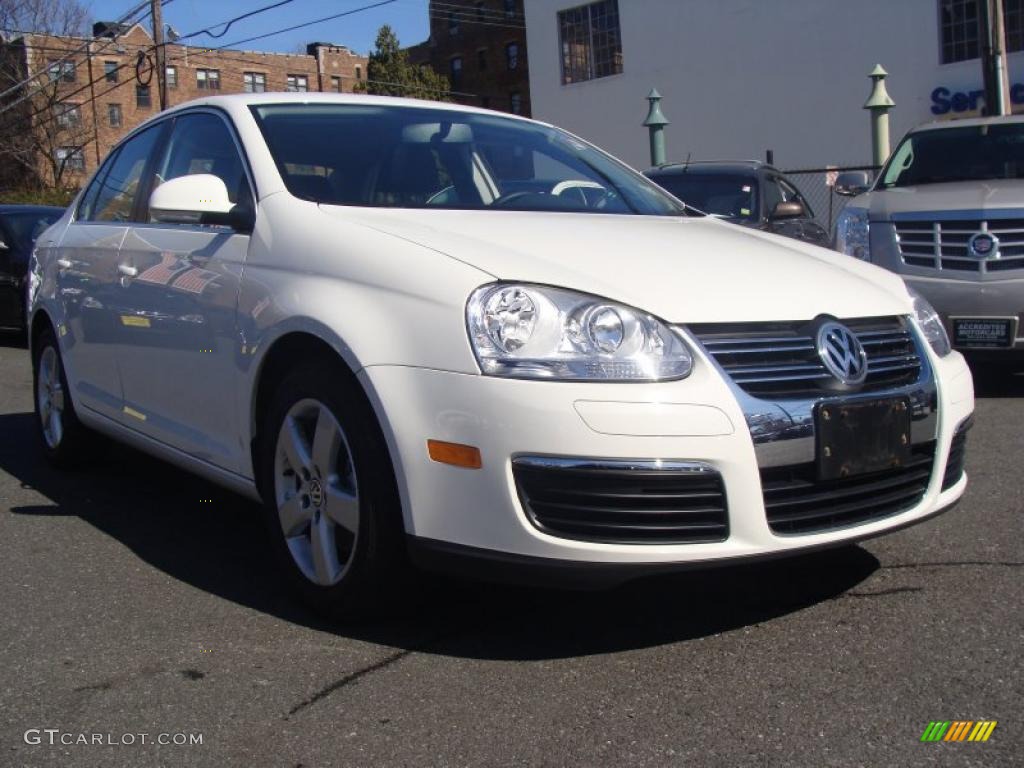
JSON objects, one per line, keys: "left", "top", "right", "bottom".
{"left": 816, "top": 397, "right": 912, "bottom": 481}
{"left": 952, "top": 318, "right": 1014, "bottom": 348}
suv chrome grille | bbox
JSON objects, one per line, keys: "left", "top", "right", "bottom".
{"left": 894, "top": 218, "right": 1024, "bottom": 273}
{"left": 689, "top": 316, "right": 921, "bottom": 399}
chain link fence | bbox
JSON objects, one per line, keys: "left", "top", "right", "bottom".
{"left": 782, "top": 164, "right": 881, "bottom": 233}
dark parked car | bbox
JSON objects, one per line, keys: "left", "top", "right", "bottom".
{"left": 0, "top": 205, "right": 63, "bottom": 332}
{"left": 645, "top": 161, "right": 830, "bottom": 247}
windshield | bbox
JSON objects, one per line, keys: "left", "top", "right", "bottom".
{"left": 879, "top": 122, "right": 1024, "bottom": 187}
{"left": 250, "top": 104, "right": 688, "bottom": 216}
{"left": 648, "top": 173, "right": 758, "bottom": 220}
{"left": 1, "top": 211, "right": 60, "bottom": 248}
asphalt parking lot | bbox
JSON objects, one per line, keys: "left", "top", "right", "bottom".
{"left": 0, "top": 338, "right": 1021, "bottom": 767}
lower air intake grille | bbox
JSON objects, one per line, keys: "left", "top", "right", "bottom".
{"left": 512, "top": 458, "right": 728, "bottom": 544}
{"left": 762, "top": 443, "right": 936, "bottom": 535}
{"left": 689, "top": 316, "right": 921, "bottom": 399}
{"left": 942, "top": 419, "right": 971, "bottom": 490}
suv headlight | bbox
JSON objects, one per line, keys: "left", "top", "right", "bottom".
{"left": 908, "top": 286, "right": 951, "bottom": 357}
{"left": 466, "top": 283, "right": 693, "bottom": 381}
{"left": 835, "top": 207, "right": 870, "bottom": 260}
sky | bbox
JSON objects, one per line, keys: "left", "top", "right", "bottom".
{"left": 84, "top": 0, "right": 431, "bottom": 55}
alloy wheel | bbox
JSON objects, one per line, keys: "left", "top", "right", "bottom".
{"left": 273, "top": 398, "right": 360, "bottom": 586}
{"left": 36, "top": 345, "right": 65, "bottom": 449}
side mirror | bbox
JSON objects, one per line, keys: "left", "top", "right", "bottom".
{"left": 834, "top": 171, "right": 871, "bottom": 197}
{"left": 770, "top": 201, "right": 804, "bottom": 221}
{"left": 149, "top": 174, "right": 253, "bottom": 233}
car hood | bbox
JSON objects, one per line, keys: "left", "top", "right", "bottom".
{"left": 860, "top": 179, "right": 1024, "bottom": 220}
{"left": 322, "top": 207, "right": 912, "bottom": 324}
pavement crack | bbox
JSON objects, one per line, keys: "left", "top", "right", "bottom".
{"left": 847, "top": 586, "right": 923, "bottom": 598}
{"left": 285, "top": 647, "right": 413, "bottom": 718}
{"left": 881, "top": 560, "right": 1024, "bottom": 570}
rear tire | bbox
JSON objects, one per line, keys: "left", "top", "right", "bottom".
{"left": 258, "top": 361, "right": 405, "bottom": 620}
{"left": 32, "top": 326, "right": 91, "bottom": 467}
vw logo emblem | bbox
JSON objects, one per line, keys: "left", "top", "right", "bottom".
{"left": 308, "top": 479, "right": 324, "bottom": 508}
{"left": 968, "top": 232, "right": 998, "bottom": 258}
{"left": 816, "top": 322, "right": 868, "bottom": 386}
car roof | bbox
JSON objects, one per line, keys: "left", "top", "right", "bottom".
{"left": 645, "top": 161, "right": 772, "bottom": 177}
{"left": 0, "top": 204, "right": 65, "bottom": 215}
{"left": 911, "top": 113, "right": 1024, "bottom": 133}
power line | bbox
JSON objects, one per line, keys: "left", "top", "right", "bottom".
{"left": 428, "top": 13, "right": 525, "bottom": 31}
{"left": 175, "top": 0, "right": 297, "bottom": 41}
{"left": 214, "top": 0, "right": 399, "bottom": 50}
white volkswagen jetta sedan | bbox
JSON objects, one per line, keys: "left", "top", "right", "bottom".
{"left": 28, "top": 94, "right": 974, "bottom": 616}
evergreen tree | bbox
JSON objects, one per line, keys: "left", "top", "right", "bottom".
{"left": 356, "top": 25, "right": 450, "bottom": 101}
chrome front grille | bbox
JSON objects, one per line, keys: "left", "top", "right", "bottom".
{"left": 689, "top": 316, "right": 921, "bottom": 399}
{"left": 894, "top": 218, "right": 1024, "bottom": 273}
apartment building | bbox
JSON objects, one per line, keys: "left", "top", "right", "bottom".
{"left": 407, "top": 0, "right": 531, "bottom": 116}
{"left": 0, "top": 21, "right": 368, "bottom": 187}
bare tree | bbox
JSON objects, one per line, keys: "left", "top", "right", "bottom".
{"left": 0, "top": 0, "right": 92, "bottom": 190}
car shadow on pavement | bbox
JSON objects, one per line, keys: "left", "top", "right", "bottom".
{"left": 968, "top": 361, "right": 1024, "bottom": 399}
{"left": 1, "top": 410, "right": 880, "bottom": 661}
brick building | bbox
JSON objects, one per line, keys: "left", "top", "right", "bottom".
{"left": 407, "top": 0, "right": 531, "bottom": 116}
{"left": 0, "top": 21, "right": 367, "bottom": 188}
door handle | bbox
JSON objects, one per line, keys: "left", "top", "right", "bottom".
{"left": 118, "top": 264, "right": 138, "bottom": 278}
{"left": 56, "top": 258, "right": 72, "bottom": 269}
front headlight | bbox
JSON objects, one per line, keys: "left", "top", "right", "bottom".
{"left": 908, "top": 286, "right": 951, "bottom": 357}
{"left": 466, "top": 283, "right": 693, "bottom": 381}
{"left": 835, "top": 207, "right": 870, "bottom": 260}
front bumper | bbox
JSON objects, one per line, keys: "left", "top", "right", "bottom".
{"left": 358, "top": 345, "right": 974, "bottom": 577}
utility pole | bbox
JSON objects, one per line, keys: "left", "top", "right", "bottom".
{"left": 981, "top": 0, "right": 1010, "bottom": 116}
{"left": 151, "top": 0, "right": 167, "bottom": 110}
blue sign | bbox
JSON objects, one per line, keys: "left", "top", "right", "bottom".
{"left": 931, "top": 84, "right": 1024, "bottom": 115}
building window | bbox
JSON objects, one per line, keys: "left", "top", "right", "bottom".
{"left": 286, "top": 74, "right": 308, "bottom": 92}
{"left": 104, "top": 61, "right": 118, "bottom": 83}
{"left": 56, "top": 102, "right": 81, "bottom": 129}
{"left": 505, "top": 0, "right": 517, "bottom": 19}
{"left": 940, "top": 0, "right": 981, "bottom": 62}
{"left": 558, "top": 0, "right": 623, "bottom": 84}
{"left": 510, "top": 91, "right": 522, "bottom": 114}
{"left": 166, "top": 65, "right": 177, "bottom": 89}
{"left": 448, "top": 11, "right": 459, "bottom": 35}
{"left": 108, "top": 103, "right": 122, "bottom": 127}
{"left": 476, "top": 2, "right": 485, "bottom": 20}
{"left": 355, "top": 65, "right": 362, "bottom": 80}
{"left": 55, "top": 147, "right": 85, "bottom": 172}
{"left": 196, "top": 68, "right": 220, "bottom": 90}
{"left": 136, "top": 84, "right": 151, "bottom": 108}
{"left": 478, "top": 48, "right": 488, "bottom": 70}
{"left": 450, "top": 56, "right": 463, "bottom": 87}
{"left": 1002, "top": 0, "right": 1024, "bottom": 52}
{"left": 506, "top": 42, "right": 519, "bottom": 70}
{"left": 330, "top": 75, "right": 342, "bottom": 92}
{"left": 244, "top": 72, "right": 267, "bottom": 93}
{"left": 47, "top": 60, "right": 75, "bottom": 83}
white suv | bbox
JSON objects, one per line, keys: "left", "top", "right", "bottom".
{"left": 28, "top": 94, "right": 975, "bottom": 617}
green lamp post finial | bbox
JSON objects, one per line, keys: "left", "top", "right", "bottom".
{"left": 644, "top": 88, "right": 669, "bottom": 166}
{"left": 864, "top": 65, "right": 895, "bottom": 166}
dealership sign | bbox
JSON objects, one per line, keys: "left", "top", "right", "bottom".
{"left": 931, "top": 84, "right": 1024, "bottom": 114}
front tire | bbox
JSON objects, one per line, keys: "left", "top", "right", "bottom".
{"left": 258, "top": 362, "right": 405, "bottom": 620}
{"left": 32, "top": 326, "right": 91, "bottom": 467}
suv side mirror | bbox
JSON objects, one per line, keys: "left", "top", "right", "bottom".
{"left": 149, "top": 174, "right": 253, "bottom": 233}
{"left": 770, "top": 201, "right": 804, "bottom": 221}
{"left": 834, "top": 171, "right": 871, "bottom": 197}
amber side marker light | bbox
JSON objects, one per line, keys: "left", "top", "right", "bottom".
{"left": 427, "top": 440, "right": 482, "bottom": 469}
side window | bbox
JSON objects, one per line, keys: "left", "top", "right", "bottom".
{"left": 81, "top": 125, "right": 163, "bottom": 223}
{"left": 762, "top": 176, "right": 783, "bottom": 217}
{"left": 150, "top": 112, "right": 252, "bottom": 223}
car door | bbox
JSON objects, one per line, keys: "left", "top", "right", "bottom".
{"left": 114, "top": 110, "right": 254, "bottom": 472}
{"left": 54, "top": 123, "right": 167, "bottom": 422}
